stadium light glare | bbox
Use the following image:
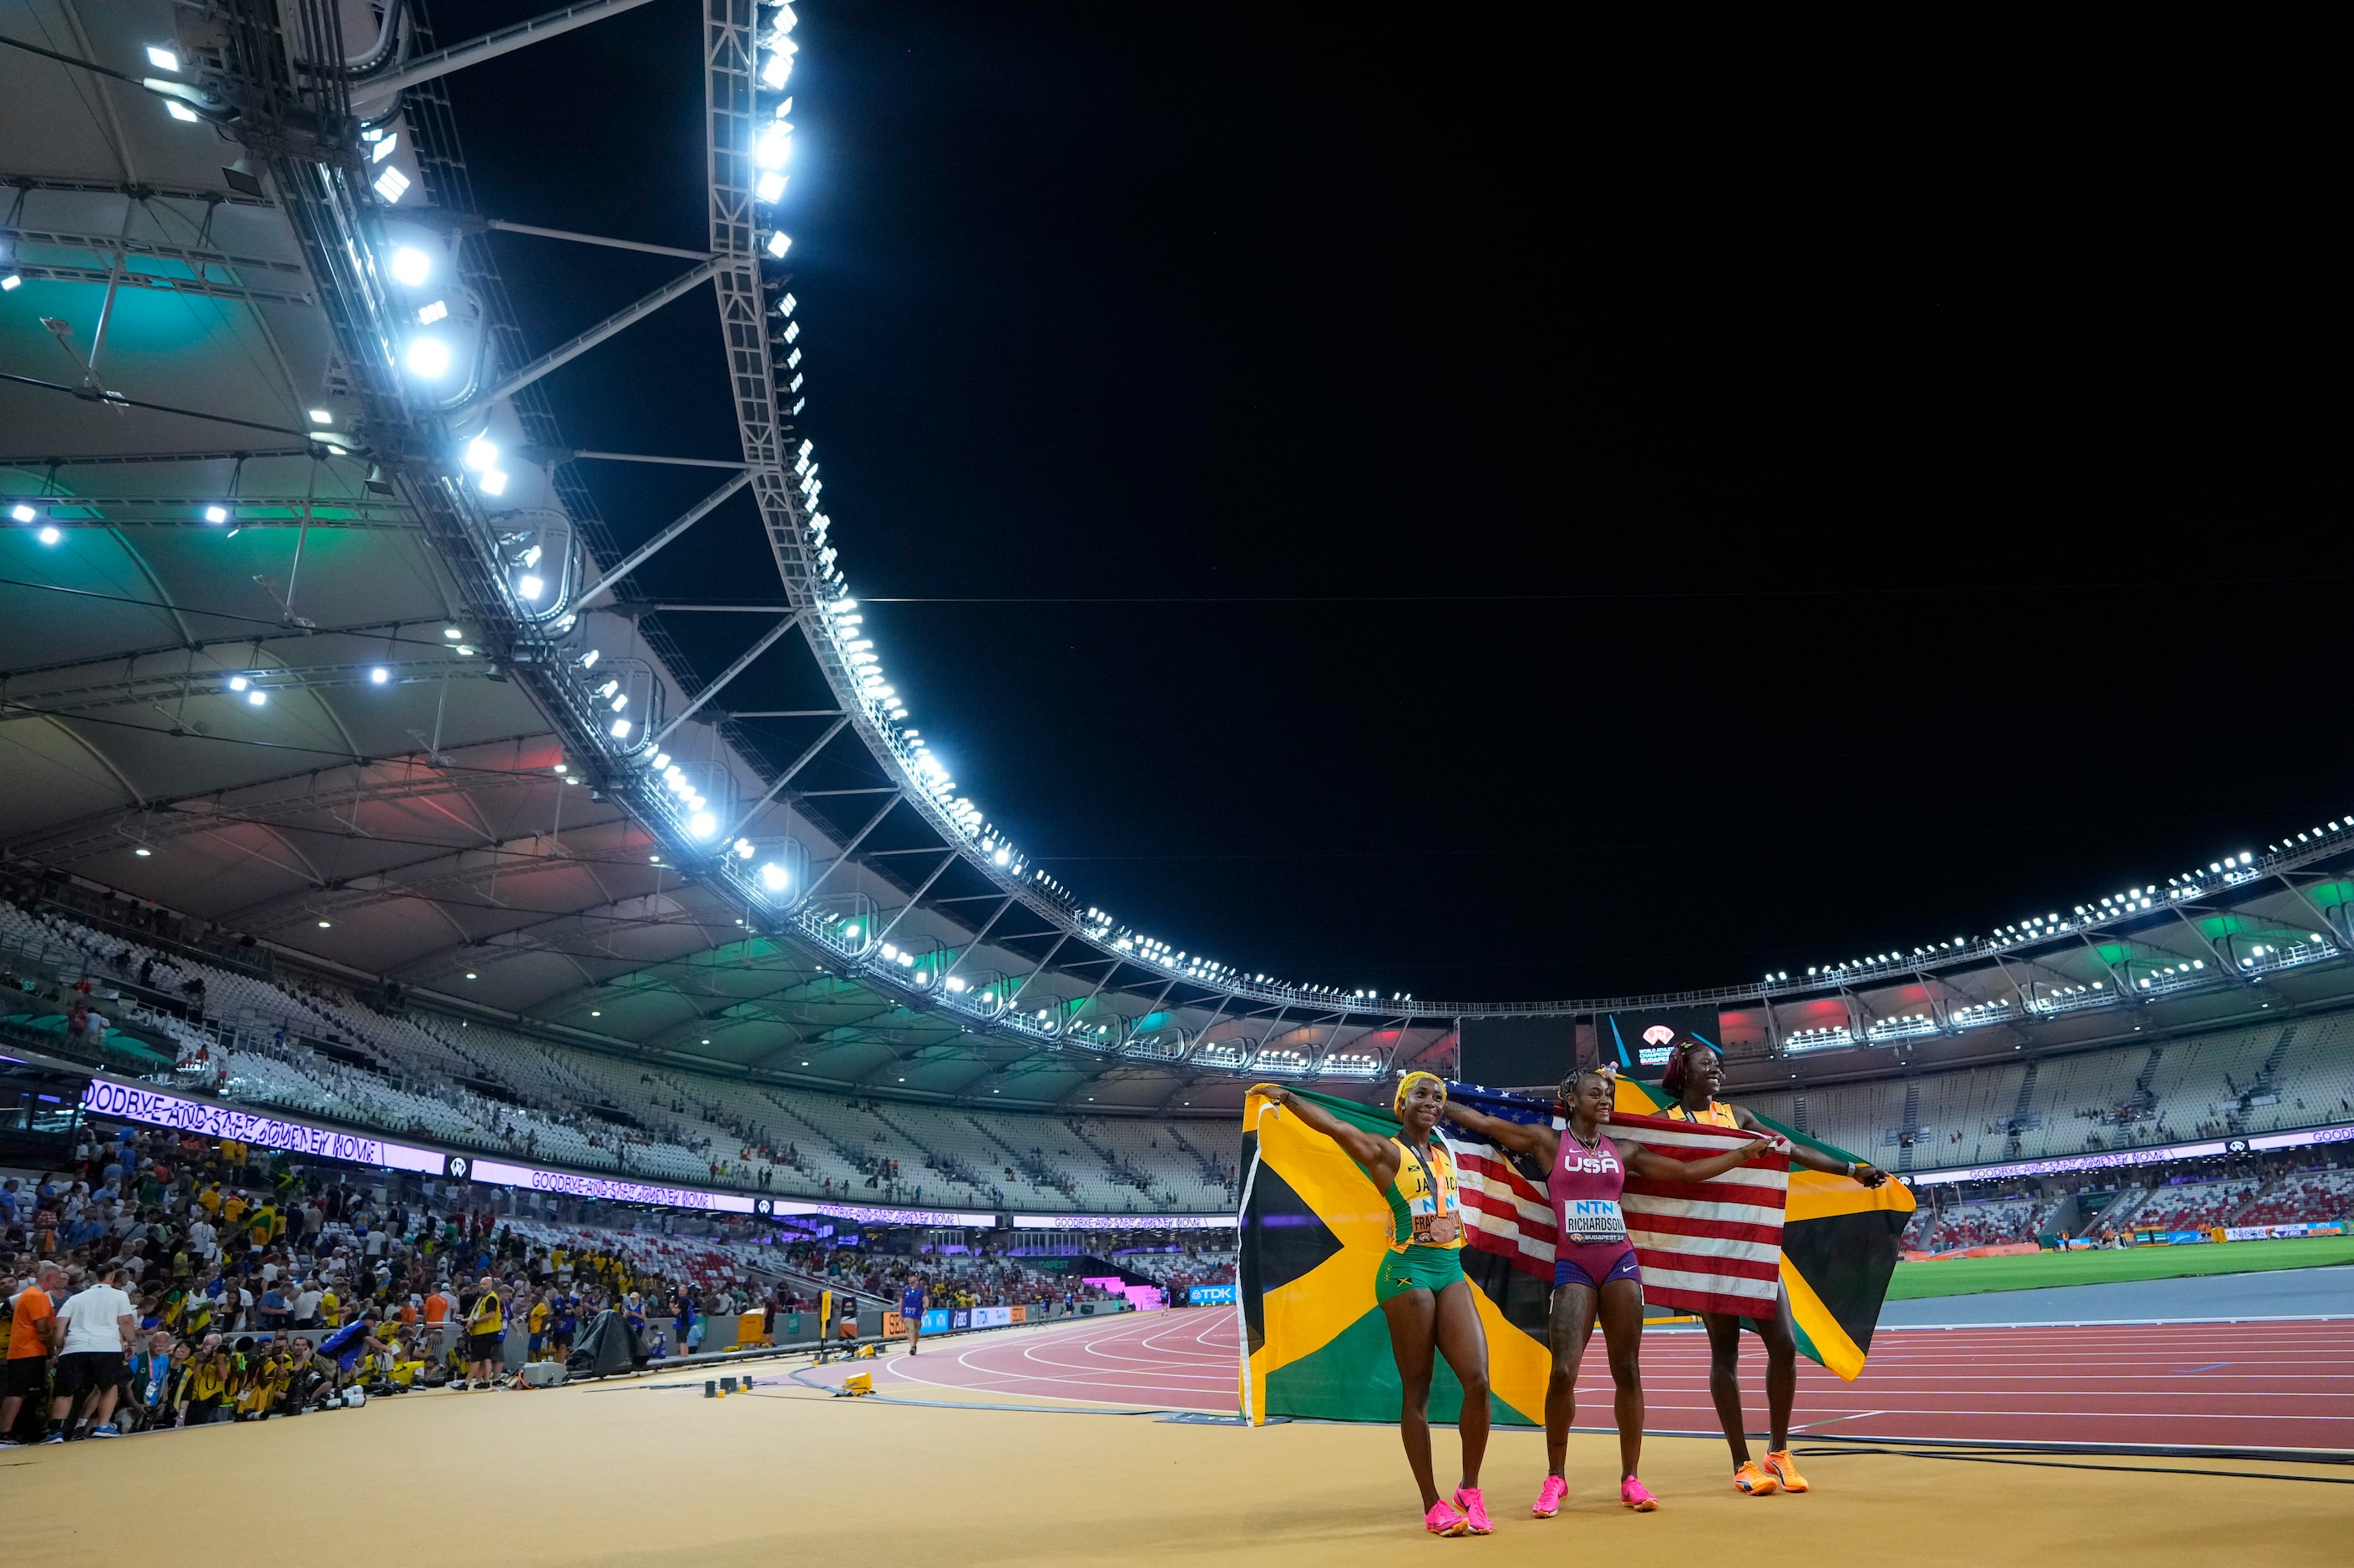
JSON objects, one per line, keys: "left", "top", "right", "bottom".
{"left": 405, "top": 336, "right": 451, "bottom": 377}
{"left": 760, "top": 861, "right": 790, "bottom": 892}
{"left": 390, "top": 247, "right": 431, "bottom": 286}
{"left": 517, "top": 573, "right": 544, "bottom": 599}
{"left": 766, "top": 230, "right": 792, "bottom": 258}
{"left": 165, "top": 99, "right": 200, "bottom": 124}
{"left": 228, "top": 675, "right": 250, "bottom": 691}
{"left": 369, "top": 666, "right": 391, "bottom": 684}
{"left": 687, "top": 811, "right": 719, "bottom": 839}
{"left": 756, "top": 171, "right": 787, "bottom": 203}
{"left": 9, "top": 504, "right": 34, "bottom": 523}
{"left": 417, "top": 299, "right": 448, "bottom": 325}
{"left": 146, "top": 45, "right": 180, "bottom": 72}
{"left": 202, "top": 504, "right": 230, "bottom": 524}
{"left": 478, "top": 469, "right": 509, "bottom": 496}
{"left": 246, "top": 689, "right": 267, "bottom": 706}
{"left": 756, "top": 125, "right": 792, "bottom": 169}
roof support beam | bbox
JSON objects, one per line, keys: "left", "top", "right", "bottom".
{"left": 359, "top": 0, "right": 662, "bottom": 98}
{"left": 793, "top": 793, "right": 901, "bottom": 903}
{"left": 468, "top": 255, "right": 724, "bottom": 411}
{"left": 654, "top": 612, "right": 800, "bottom": 743}
{"left": 483, "top": 219, "right": 713, "bottom": 262}
{"left": 725, "top": 712, "right": 849, "bottom": 840}
{"left": 571, "top": 468, "right": 752, "bottom": 609}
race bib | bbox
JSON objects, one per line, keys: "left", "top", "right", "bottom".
{"left": 1560, "top": 1197, "right": 1628, "bottom": 1245}
{"left": 1412, "top": 1213, "right": 1462, "bottom": 1246}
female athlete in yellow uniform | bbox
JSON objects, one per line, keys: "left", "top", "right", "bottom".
{"left": 1250, "top": 1071, "right": 1496, "bottom": 1536}
{"left": 1660, "top": 1041, "right": 1887, "bottom": 1496}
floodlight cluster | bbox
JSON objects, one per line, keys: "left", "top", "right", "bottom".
{"left": 1792, "top": 825, "right": 2349, "bottom": 990}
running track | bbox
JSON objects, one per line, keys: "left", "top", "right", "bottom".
{"left": 808, "top": 1308, "right": 2354, "bottom": 1450}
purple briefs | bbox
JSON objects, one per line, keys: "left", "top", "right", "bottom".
{"left": 1554, "top": 1242, "right": 1641, "bottom": 1292}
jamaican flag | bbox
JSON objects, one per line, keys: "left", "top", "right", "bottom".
{"left": 1612, "top": 1075, "right": 1913, "bottom": 1380}
{"left": 1238, "top": 1086, "right": 1554, "bottom": 1427}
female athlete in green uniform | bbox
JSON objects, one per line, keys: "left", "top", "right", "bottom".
{"left": 1250, "top": 1071, "right": 1496, "bottom": 1536}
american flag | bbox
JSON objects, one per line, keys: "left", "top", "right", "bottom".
{"left": 1442, "top": 1085, "right": 1790, "bottom": 1318}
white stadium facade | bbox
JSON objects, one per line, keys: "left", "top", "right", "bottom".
{"left": 3, "top": 0, "right": 2352, "bottom": 1231}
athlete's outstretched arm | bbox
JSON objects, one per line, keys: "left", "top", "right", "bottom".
{"left": 1617, "top": 1133, "right": 1788, "bottom": 1184}
{"left": 1731, "top": 1105, "right": 1888, "bottom": 1185}
{"left": 1440, "top": 1100, "right": 1557, "bottom": 1166}
{"left": 1250, "top": 1085, "right": 1397, "bottom": 1175}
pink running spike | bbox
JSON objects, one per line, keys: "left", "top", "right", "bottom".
{"left": 1450, "top": 1487, "right": 1494, "bottom": 1535}
{"left": 1423, "top": 1500, "right": 1469, "bottom": 1537}
{"left": 1620, "top": 1475, "right": 1660, "bottom": 1512}
{"left": 1531, "top": 1474, "right": 1569, "bottom": 1518}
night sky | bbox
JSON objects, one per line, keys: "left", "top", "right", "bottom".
{"left": 438, "top": 3, "right": 2349, "bottom": 1003}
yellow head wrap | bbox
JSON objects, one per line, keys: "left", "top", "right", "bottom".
{"left": 1393, "top": 1070, "right": 1446, "bottom": 1115}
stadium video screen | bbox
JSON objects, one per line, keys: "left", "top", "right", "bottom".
{"left": 1457, "top": 1016, "right": 1579, "bottom": 1090}
{"left": 1595, "top": 1005, "right": 1726, "bottom": 1076}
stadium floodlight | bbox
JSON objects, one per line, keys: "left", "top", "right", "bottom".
{"left": 369, "top": 666, "right": 390, "bottom": 684}
{"left": 8, "top": 504, "right": 34, "bottom": 523}
{"left": 0, "top": 276, "right": 18, "bottom": 291}
{"left": 734, "top": 839, "right": 755, "bottom": 858}
{"left": 405, "top": 336, "right": 451, "bottom": 377}
{"left": 761, "top": 42, "right": 795, "bottom": 89}
{"left": 478, "top": 469, "right": 509, "bottom": 497}
{"left": 147, "top": 45, "right": 180, "bottom": 71}
{"left": 390, "top": 247, "right": 431, "bottom": 286}
{"left": 308, "top": 408, "right": 333, "bottom": 425}
{"left": 609, "top": 693, "right": 626, "bottom": 711}
{"left": 757, "top": 172, "right": 787, "bottom": 203}
{"left": 579, "top": 649, "right": 600, "bottom": 670}
{"left": 372, "top": 134, "right": 398, "bottom": 164}
{"left": 34, "top": 524, "right": 60, "bottom": 544}
{"left": 246, "top": 688, "right": 267, "bottom": 706}
{"left": 227, "top": 675, "right": 250, "bottom": 691}
{"left": 756, "top": 124, "right": 792, "bottom": 169}
{"left": 687, "top": 811, "right": 719, "bottom": 839}
{"left": 165, "top": 99, "right": 200, "bottom": 124}
{"left": 517, "top": 574, "right": 544, "bottom": 599}
{"left": 418, "top": 300, "right": 448, "bottom": 325}
{"left": 204, "top": 505, "right": 228, "bottom": 524}
{"left": 443, "top": 626, "right": 463, "bottom": 639}
{"left": 372, "top": 167, "right": 410, "bottom": 203}
{"left": 766, "top": 230, "right": 792, "bottom": 258}
{"left": 610, "top": 718, "right": 632, "bottom": 739}
{"left": 463, "top": 436, "right": 499, "bottom": 471}
{"left": 759, "top": 861, "right": 790, "bottom": 892}
{"left": 992, "top": 846, "right": 1010, "bottom": 867}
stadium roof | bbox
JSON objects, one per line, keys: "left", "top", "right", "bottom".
{"left": 6, "top": 2, "right": 2354, "bottom": 1117}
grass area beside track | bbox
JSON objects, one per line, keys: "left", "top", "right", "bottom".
{"left": 1886, "top": 1235, "right": 2354, "bottom": 1299}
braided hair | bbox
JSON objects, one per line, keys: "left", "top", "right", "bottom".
{"left": 1659, "top": 1039, "right": 1718, "bottom": 1099}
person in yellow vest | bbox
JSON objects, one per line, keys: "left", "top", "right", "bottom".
{"left": 221, "top": 1191, "right": 248, "bottom": 1227}
{"left": 1249, "top": 1073, "right": 1496, "bottom": 1538}
{"left": 463, "top": 1275, "right": 504, "bottom": 1388}
{"left": 1654, "top": 1041, "right": 1886, "bottom": 1499}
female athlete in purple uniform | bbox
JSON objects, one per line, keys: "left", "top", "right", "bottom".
{"left": 1445, "top": 1068, "right": 1787, "bottom": 1515}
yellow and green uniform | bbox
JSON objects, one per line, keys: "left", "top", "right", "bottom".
{"left": 1365, "top": 1134, "right": 1470, "bottom": 1302}
{"left": 1667, "top": 1099, "right": 1740, "bottom": 1130}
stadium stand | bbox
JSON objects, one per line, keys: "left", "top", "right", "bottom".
{"left": 4, "top": 888, "right": 2350, "bottom": 1230}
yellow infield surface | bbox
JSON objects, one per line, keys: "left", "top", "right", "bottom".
{"left": 8, "top": 1353, "right": 2347, "bottom": 1565}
